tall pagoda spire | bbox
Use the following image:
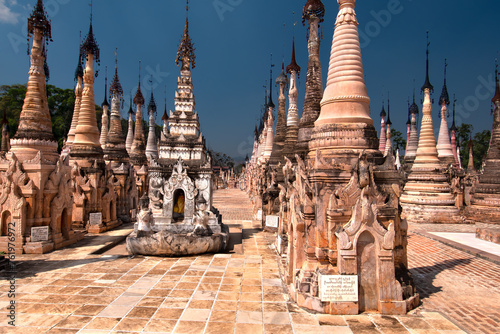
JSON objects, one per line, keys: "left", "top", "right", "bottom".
{"left": 401, "top": 33, "right": 459, "bottom": 224}
{"left": 284, "top": 34, "right": 301, "bottom": 159}
{"left": 379, "top": 98, "right": 387, "bottom": 152}
{"left": 413, "top": 33, "right": 439, "bottom": 167}
{"left": 467, "top": 60, "right": 500, "bottom": 224}
{"left": 450, "top": 95, "right": 459, "bottom": 165}
{"left": 99, "top": 67, "right": 109, "bottom": 149}
{"left": 436, "top": 59, "right": 454, "bottom": 162}
{"left": 130, "top": 61, "right": 147, "bottom": 166}
{"left": 176, "top": 0, "right": 195, "bottom": 70}
{"left": 384, "top": 95, "right": 393, "bottom": 156}
{"left": 126, "top": 95, "right": 135, "bottom": 154}
{"left": 405, "top": 88, "right": 420, "bottom": 162}
{"left": 309, "top": 0, "right": 378, "bottom": 157}
{"left": 145, "top": 79, "right": 158, "bottom": 161}
{"left": 11, "top": 0, "right": 58, "bottom": 162}
{"left": 71, "top": 2, "right": 103, "bottom": 158}
{"left": 66, "top": 38, "right": 84, "bottom": 149}
{"left": 104, "top": 49, "right": 128, "bottom": 161}
{"left": 296, "top": 0, "right": 325, "bottom": 156}
{"left": 263, "top": 56, "right": 275, "bottom": 161}
{"left": 269, "top": 57, "right": 289, "bottom": 167}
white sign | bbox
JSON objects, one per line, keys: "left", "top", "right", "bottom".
{"left": 89, "top": 212, "right": 102, "bottom": 225}
{"left": 319, "top": 275, "right": 358, "bottom": 302}
{"left": 256, "top": 209, "right": 262, "bottom": 220}
{"left": 31, "top": 226, "right": 49, "bottom": 242}
{"left": 266, "top": 215, "right": 279, "bottom": 228}
{"left": 276, "top": 235, "right": 282, "bottom": 254}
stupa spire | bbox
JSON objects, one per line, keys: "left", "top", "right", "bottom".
{"left": 176, "top": 0, "right": 196, "bottom": 70}
{"left": 450, "top": 95, "right": 459, "bottom": 165}
{"left": 309, "top": 0, "right": 379, "bottom": 157}
{"left": 271, "top": 58, "right": 289, "bottom": 164}
{"left": 11, "top": 0, "right": 58, "bottom": 162}
{"left": 126, "top": 94, "right": 135, "bottom": 154}
{"left": 436, "top": 59, "right": 454, "bottom": 162}
{"left": 104, "top": 48, "right": 128, "bottom": 160}
{"left": 130, "top": 61, "right": 147, "bottom": 165}
{"left": 379, "top": 96, "right": 387, "bottom": 152}
{"left": 384, "top": 95, "right": 393, "bottom": 156}
{"left": 146, "top": 77, "right": 158, "bottom": 161}
{"left": 492, "top": 59, "right": 500, "bottom": 107}
{"left": 421, "top": 32, "right": 433, "bottom": 93}
{"left": 99, "top": 67, "right": 109, "bottom": 149}
{"left": 284, "top": 33, "right": 301, "bottom": 159}
{"left": 71, "top": 1, "right": 103, "bottom": 158}
{"left": 412, "top": 33, "right": 439, "bottom": 167}
{"left": 401, "top": 33, "right": 460, "bottom": 224}
{"left": 296, "top": 1, "right": 324, "bottom": 156}
{"left": 66, "top": 38, "right": 84, "bottom": 148}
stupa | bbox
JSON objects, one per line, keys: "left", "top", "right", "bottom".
{"left": 296, "top": 0, "right": 325, "bottom": 158}
{"left": 379, "top": 103, "right": 387, "bottom": 153}
{"left": 68, "top": 6, "right": 121, "bottom": 232}
{"left": 404, "top": 93, "right": 419, "bottom": 166}
{"left": 283, "top": 37, "right": 301, "bottom": 160}
{"left": 468, "top": 63, "right": 500, "bottom": 243}
{"left": 436, "top": 60, "right": 455, "bottom": 165}
{"left": 282, "top": 0, "right": 418, "bottom": 315}
{"left": 128, "top": 1, "right": 225, "bottom": 256}
{"left": 400, "top": 35, "right": 461, "bottom": 224}
{"left": 269, "top": 61, "right": 288, "bottom": 172}
{"left": 0, "top": 0, "right": 83, "bottom": 254}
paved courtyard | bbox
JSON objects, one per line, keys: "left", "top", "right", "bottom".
{"left": 0, "top": 189, "right": 498, "bottom": 333}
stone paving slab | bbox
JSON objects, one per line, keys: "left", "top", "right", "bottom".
{"left": 0, "top": 189, "right": 492, "bottom": 333}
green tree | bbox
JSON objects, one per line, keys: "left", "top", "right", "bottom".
{"left": 455, "top": 123, "right": 491, "bottom": 169}
{"left": 391, "top": 128, "right": 406, "bottom": 152}
{"left": 208, "top": 150, "right": 234, "bottom": 168}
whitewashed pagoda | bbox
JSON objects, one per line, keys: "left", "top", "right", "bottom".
{"left": 147, "top": 0, "right": 215, "bottom": 231}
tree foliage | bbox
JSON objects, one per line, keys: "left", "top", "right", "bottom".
{"left": 455, "top": 123, "right": 491, "bottom": 170}
{"left": 391, "top": 128, "right": 406, "bottom": 152}
{"left": 209, "top": 150, "right": 234, "bottom": 168}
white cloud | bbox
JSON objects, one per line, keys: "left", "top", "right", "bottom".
{"left": 0, "top": 0, "right": 20, "bottom": 24}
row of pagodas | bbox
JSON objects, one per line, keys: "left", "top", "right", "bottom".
{"left": 245, "top": 0, "right": 500, "bottom": 315}
{"left": 245, "top": 0, "right": 419, "bottom": 315}
{"left": 0, "top": 0, "right": 213, "bottom": 254}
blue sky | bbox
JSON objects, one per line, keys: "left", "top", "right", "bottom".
{"left": 0, "top": 0, "right": 499, "bottom": 159}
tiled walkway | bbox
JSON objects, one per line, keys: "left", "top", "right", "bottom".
{"left": 1, "top": 189, "right": 498, "bottom": 333}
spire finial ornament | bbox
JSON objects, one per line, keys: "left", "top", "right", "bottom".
{"left": 421, "top": 31, "right": 433, "bottom": 93}
{"left": 134, "top": 60, "right": 145, "bottom": 106}
{"left": 176, "top": 0, "right": 196, "bottom": 70}
{"left": 81, "top": 0, "right": 100, "bottom": 72}
{"left": 439, "top": 58, "right": 450, "bottom": 106}
{"left": 148, "top": 75, "right": 157, "bottom": 115}
{"left": 450, "top": 94, "right": 457, "bottom": 131}
{"left": 28, "top": 0, "right": 52, "bottom": 42}
{"left": 101, "top": 66, "right": 109, "bottom": 107}
{"left": 267, "top": 54, "right": 275, "bottom": 109}
{"left": 109, "top": 49, "right": 123, "bottom": 97}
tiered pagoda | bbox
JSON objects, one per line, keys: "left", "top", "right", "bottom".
{"left": 400, "top": 36, "right": 461, "bottom": 224}
{"left": 468, "top": 63, "right": 500, "bottom": 242}
{"left": 282, "top": 0, "right": 417, "bottom": 315}
{"left": 296, "top": 0, "right": 325, "bottom": 158}
{"left": 0, "top": 0, "right": 83, "bottom": 254}
{"left": 147, "top": 1, "right": 215, "bottom": 231}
